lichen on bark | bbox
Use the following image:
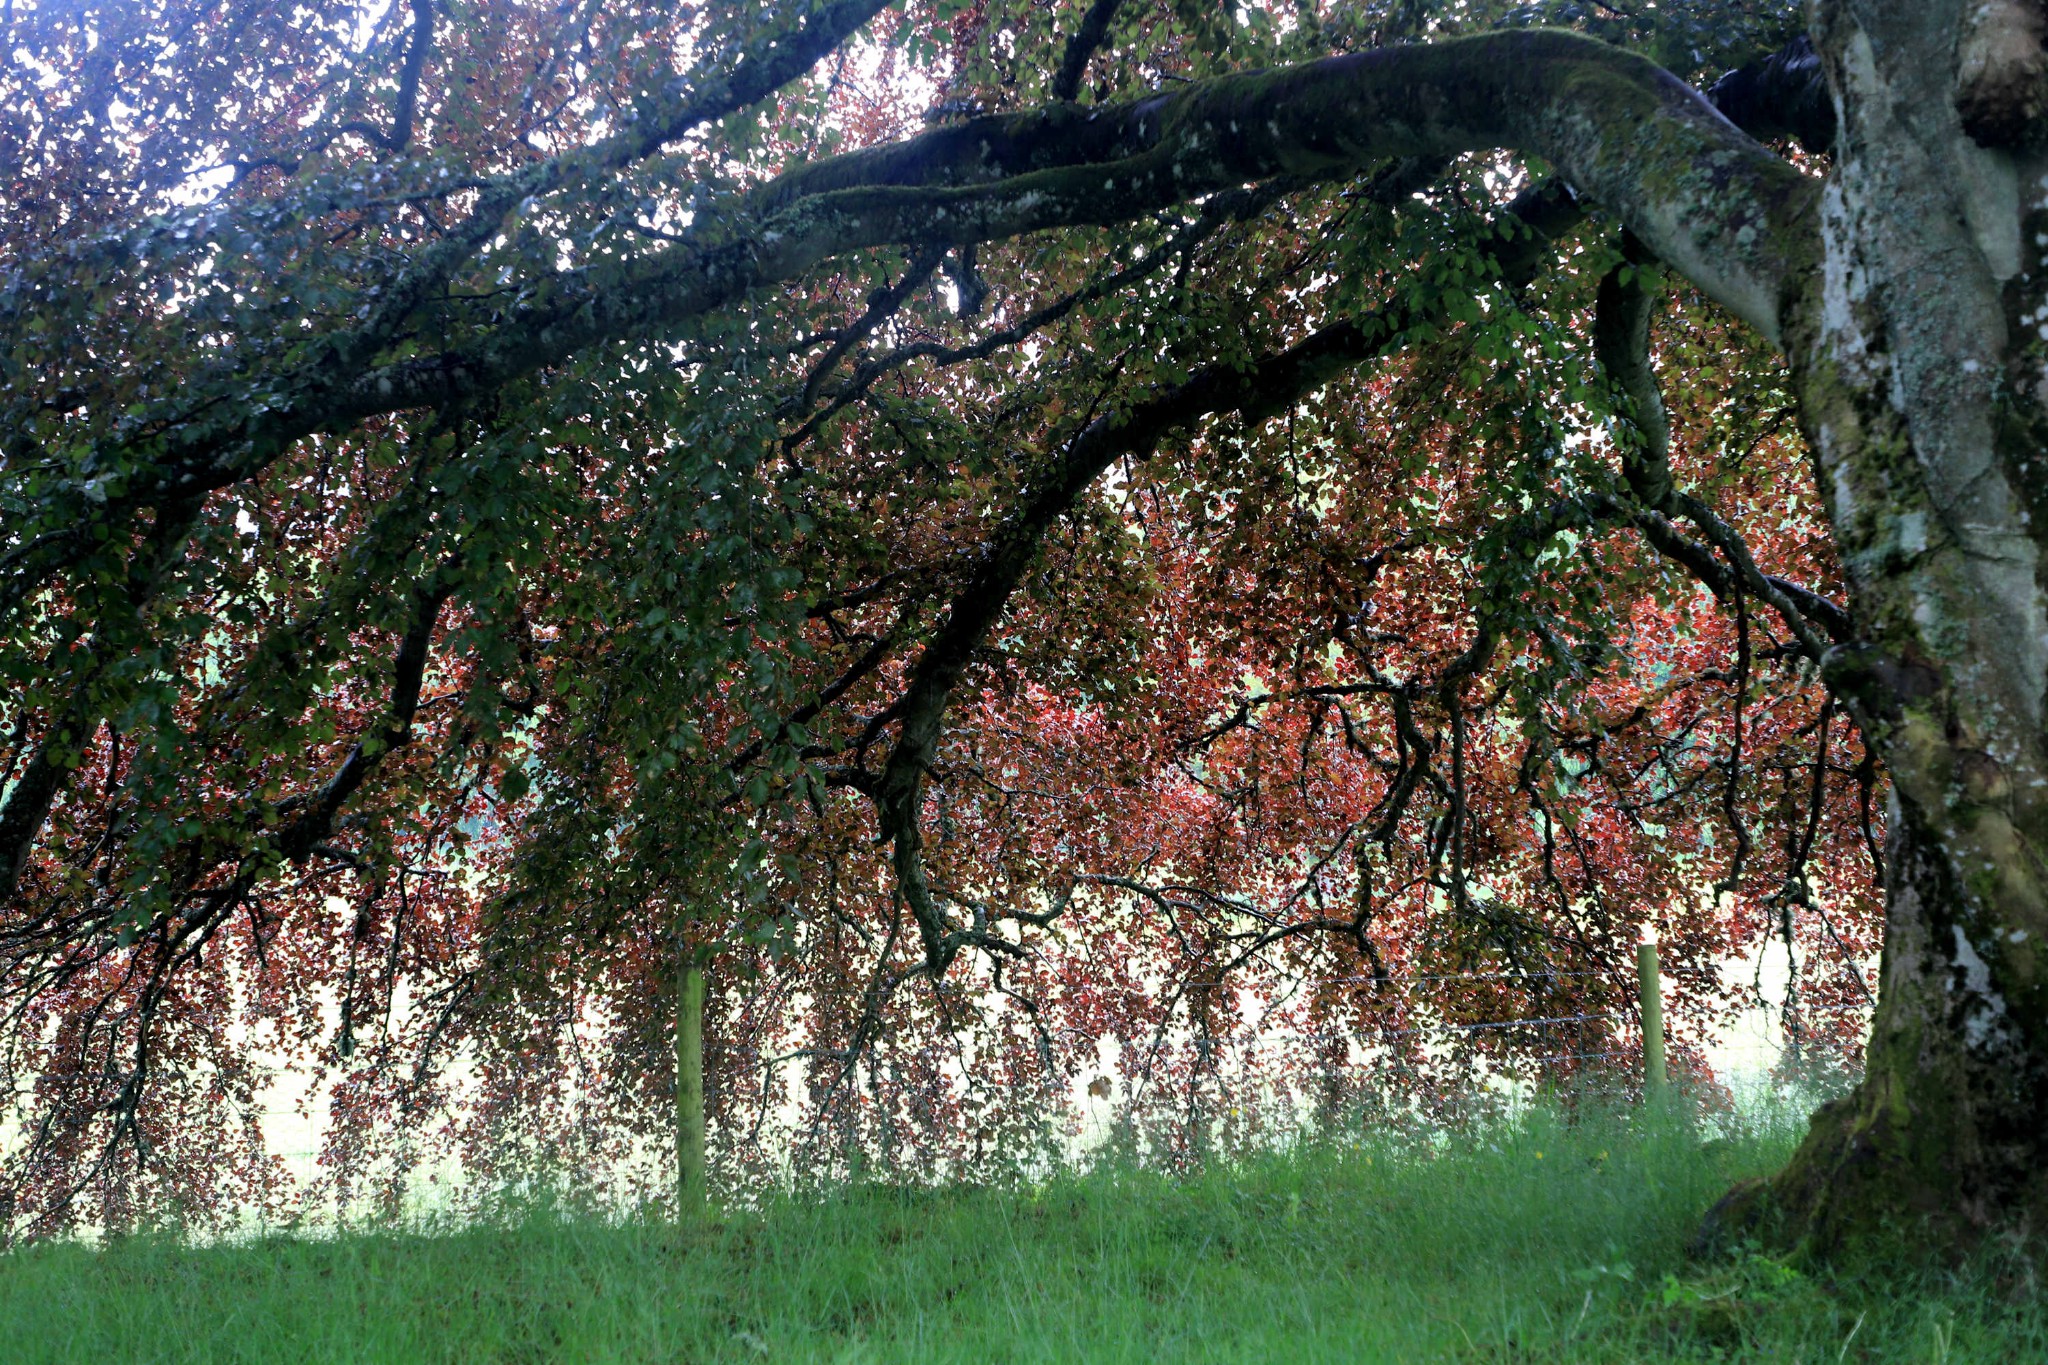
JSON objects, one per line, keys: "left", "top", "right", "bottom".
{"left": 1701, "top": 0, "right": 2048, "bottom": 1258}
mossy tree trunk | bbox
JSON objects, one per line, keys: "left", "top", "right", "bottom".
{"left": 1724, "top": 0, "right": 2048, "bottom": 1251}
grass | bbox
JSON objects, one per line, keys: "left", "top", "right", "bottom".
{"left": 2, "top": 1095, "right": 2040, "bottom": 1363}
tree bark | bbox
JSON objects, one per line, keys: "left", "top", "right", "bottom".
{"left": 1708, "top": 0, "right": 2048, "bottom": 1253}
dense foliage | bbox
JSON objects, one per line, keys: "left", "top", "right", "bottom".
{"left": 0, "top": 0, "right": 1879, "bottom": 1237}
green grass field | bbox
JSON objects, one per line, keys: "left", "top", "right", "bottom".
{"left": 3, "top": 1097, "right": 2039, "bottom": 1363}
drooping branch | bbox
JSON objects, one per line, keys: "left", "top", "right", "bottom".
{"left": 1627, "top": 505, "right": 1852, "bottom": 646}
{"left": 782, "top": 179, "right": 1303, "bottom": 452}
{"left": 18, "top": 27, "right": 1817, "bottom": 590}
{"left": 858, "top": 180, "right": 1586, "bottom": 971}
{"left": 1594, "top": 239, "right": 1673, "bottom": 509}
{"left": 276, "top": 578, "right": 455, "bottom": 864}
{"left": 789, "top": 244, "right": 951, "bottom": 418}
{"left": 0, "top": 499, "right": 202, "bottom": 903}
{"left": 856, "top": 210, "right": 1851, "bottom": 982}
{"left": 1593, "top": 235, "right": 1850, "bottom": 658}
{"left": 0, "top": 0, "right": 903, "bottom": 617}
{"left": 0, "top": 1, "right": 908, "bottom": 892}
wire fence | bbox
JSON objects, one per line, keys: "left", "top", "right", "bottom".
{"left": 1, "top": 960, "right": 1876, "bottom": 1230}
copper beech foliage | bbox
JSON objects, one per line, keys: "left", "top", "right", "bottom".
{"left": 0, "top": 0, "right": 1874, "bottom": 1236}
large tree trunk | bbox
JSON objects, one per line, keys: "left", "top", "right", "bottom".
{"left": 1723, "top": 0, "right": 2048, "bottom": 1250}
{"left": 1737, "top": 804, "right": 2048, "bottom": 1245}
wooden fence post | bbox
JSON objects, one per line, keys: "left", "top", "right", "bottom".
{"left": 1636, "top": 940, "right": 1667, "bottom": 1103}
{"left": 676, "top": 954, "right": 707, "bottom": 1215}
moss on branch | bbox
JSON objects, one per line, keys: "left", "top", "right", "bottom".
{"left": 24, "top": 28, "right": 1822, "bottom": 620}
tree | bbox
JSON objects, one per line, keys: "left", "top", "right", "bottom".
{"left": 0, "top": 0, "right": 2036, "bottom": 1251}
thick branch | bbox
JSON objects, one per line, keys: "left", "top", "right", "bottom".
{"left": 1706, "top": 35, "right": 1835, "bottom": 154}
{"left": 1594, "top": 242, "right": 1674, "bottom": 508}
{"left": 277, "top": 581, "right": 453, "bottom": 863}
{"left": 339, "top": 0, "right": 436, "bottom": 155}
{"left": 1592, "top": 230, "right": 1850, "bottom": 655}
{"left": 45, "top": 29, "right": 1815, "bottom": 551}
{"left": 383, "top": 0, "right": 435, "bottom": 154}
{"left": 761, "top": 30, "right": 1812, "bottom": 337}
{"left": 1052, "top": 0, "right": 1123, "bottom": 103}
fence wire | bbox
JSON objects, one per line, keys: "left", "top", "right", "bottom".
{"left": 1, "top": 967, "right": 1875, "bottom": 1224}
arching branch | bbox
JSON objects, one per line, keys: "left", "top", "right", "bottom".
{"left": 19, "top": 28, "right": 1816, "bottom": 581}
